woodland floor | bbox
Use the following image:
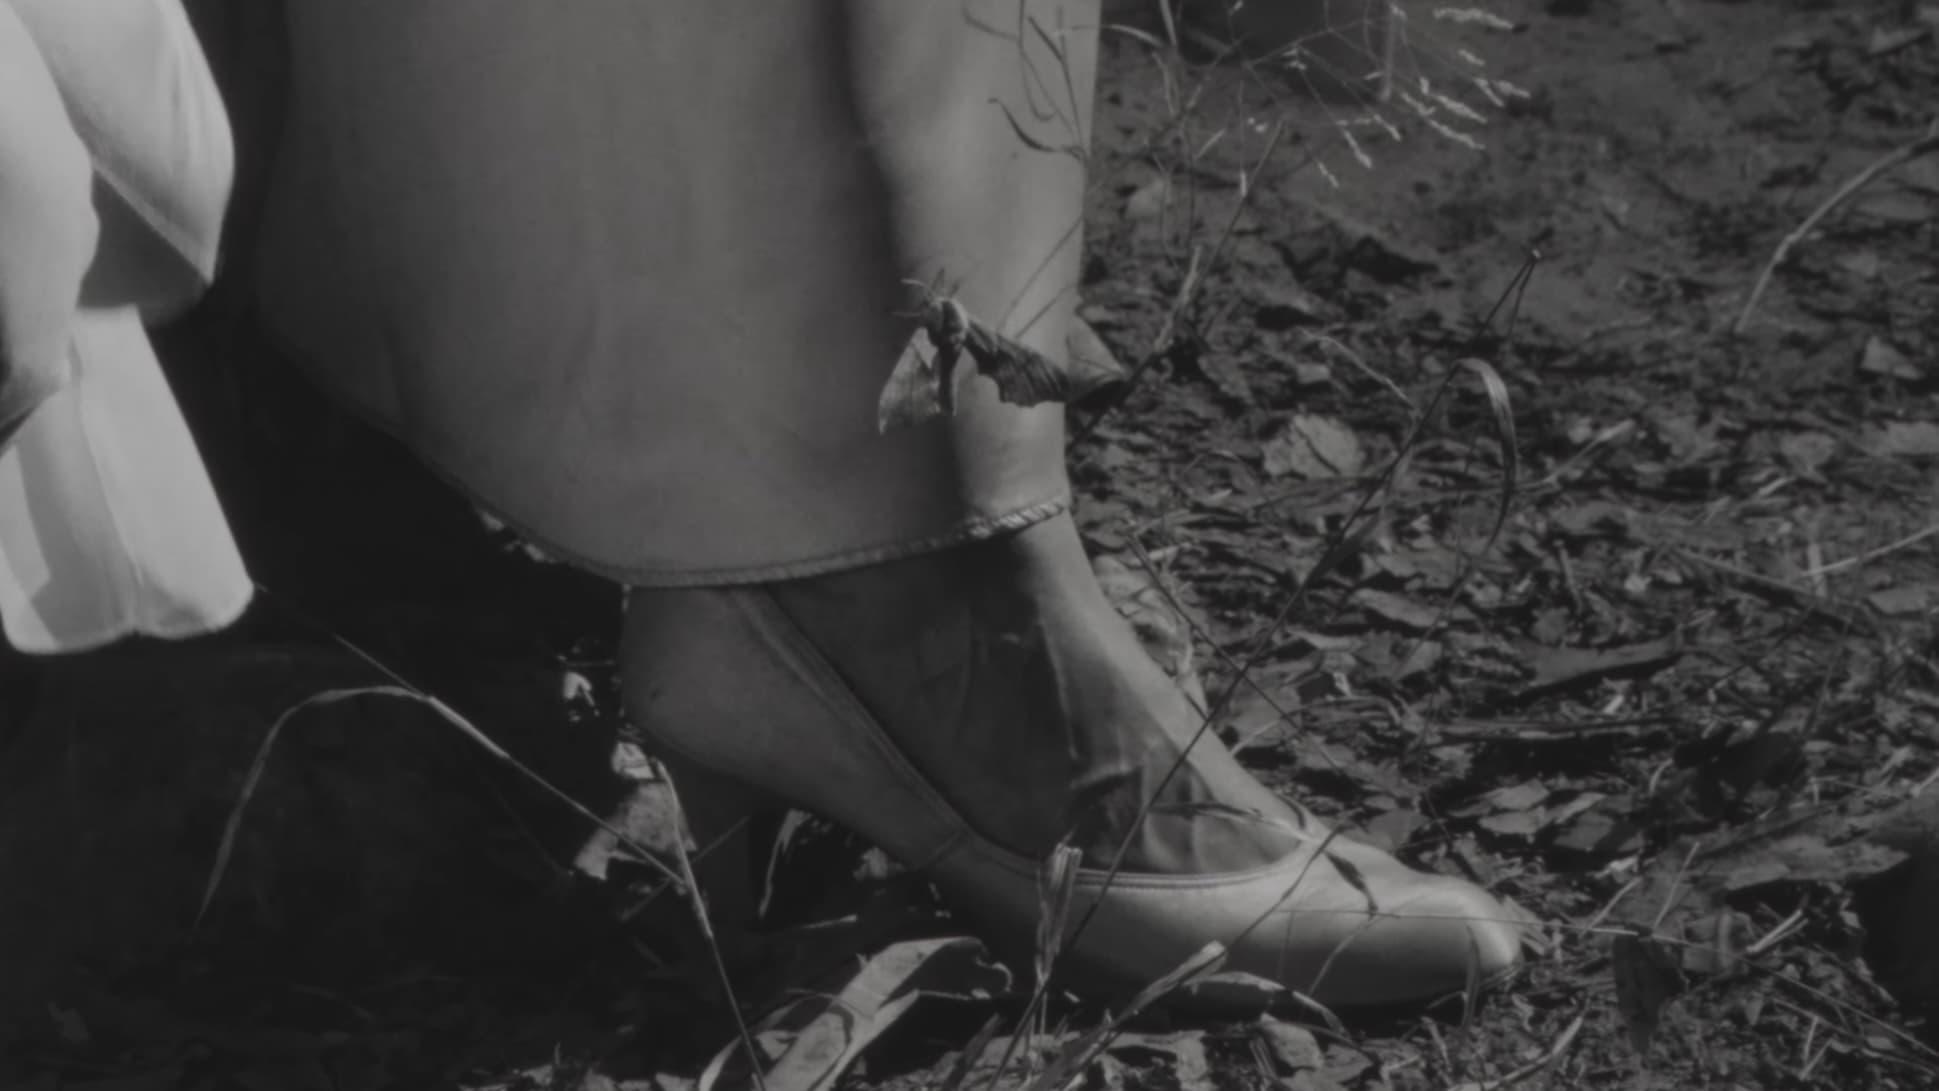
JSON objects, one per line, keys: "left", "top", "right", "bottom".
{"left": 5, "top": 0, "right": 1939, "bottom": 1088}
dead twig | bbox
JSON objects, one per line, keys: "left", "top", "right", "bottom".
{"left": 1802, "top": 519, "right": 1939, "bottom": 579}
{"left": 1733, "top": 116, "right": 1939, "bottom": 335}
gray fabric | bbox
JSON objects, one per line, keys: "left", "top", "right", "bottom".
{"left": 252, "top": 0, "right": 1097, "bottom": 583}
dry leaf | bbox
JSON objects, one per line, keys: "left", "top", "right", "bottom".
{"left": 1479, "top": 810, "right": 1550, "bottom": 838}
{"left": 1124, "top": 174, "right": 1171, "bottom": 219}
{"left": 1552, "top": 801, "right": 1645, "bottom": 858}
{"left": 1776, "top": 430, "right": 1839, "bottom": 476}
{"left": 1256, "top": 1016, "right": 1325, "bottom": 1071}
{"left": 1648, "top": 410, "right": 1720, "bottom": 465}
{"left": 1291, "top": 361, "right": 1334, "bottom": 387}
{"left": 1718, "top": 831, "right": 1907, "bottom": 891}
{"left": 1192, "top": 352, "right": 1256, "bottom": 404}
{"left": 1860, "top": 337, "right": 1920, "bottom": 381}
{"left": 959, "top": 317, "right": 1122, "bottom": 409}
{"left": 1869, "top": 24, "right": 1931, "bottom": 54}
{"left": 1251, "top": 280, "right": 1328, "bottom": 328}
{"left": 1549, "top": 500, "right": 1632, "bottom": 539}
{"left": 1069, "top": 316, "right": 1125, "bottom": 388}
{"left": 1364, "top": 807, "right": 1429, "bottom": 852}
{"left": 1262, "top": 415, "right": 1366, "bottom": 479}
{"left": 1837, "top": 249, "right": 1883, "bottom": 278}
{"left": 1611, "top": 929, "right": 1683, "bottom": 1053}
{"left": 1868, "top": 585, "right": 1934, "bottom": 616}
{"left": 1852, "top": 189, "right": 1935, "bottom": 224}
{"left": 1350, "top": 588, "right": 1440, "bottom": 633}
{"left": 1630, "top": 808, "right": 1912, "bottom": 939}
{"left": 1476, "top": 782, "right": 1551, "bottom": 812}
{"left": 574, "top": 778, "right": 685, "bottom": 879}
{"left": 1519, "top": 636, "right": 1683, "bottom": 697}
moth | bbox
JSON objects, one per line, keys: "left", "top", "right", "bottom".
{"left": 875, "top": 279, "right": 1125, "bottom": 433}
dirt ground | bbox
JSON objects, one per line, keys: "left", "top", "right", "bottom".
{"left": 5, "top": 0, "right": 1939, "bottom": 1088}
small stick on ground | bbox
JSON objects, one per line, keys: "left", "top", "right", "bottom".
{"left": 1733, "top": 116, "right": 1939, "bottom": 335}
{"left": 1803, "top": 519, "right": 1939, "bottom": 579}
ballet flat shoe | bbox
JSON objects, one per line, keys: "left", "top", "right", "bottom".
{"left": 621, "top": 585, "right": 1525, "bottom": 1009}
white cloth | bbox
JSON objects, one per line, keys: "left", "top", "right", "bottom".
{"left": 254, "top": 0, "right": 1097, "bottom": 584}
{"left": 0, "top": 0, "right": 250, "bottom": 654}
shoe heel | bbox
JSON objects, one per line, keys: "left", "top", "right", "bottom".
{"left": 650, "top": 746, "right": 785, "bottom": 930}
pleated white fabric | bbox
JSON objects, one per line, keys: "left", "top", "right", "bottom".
{"left": 0, "top": 0, "right": 250, "bottom": 655}
{"left": 0, "top": 3, "right": 90, "bottom": 435}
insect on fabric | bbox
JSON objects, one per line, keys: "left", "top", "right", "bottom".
{"left": 876, "top": 279, "right": 1124, "bottom": 433}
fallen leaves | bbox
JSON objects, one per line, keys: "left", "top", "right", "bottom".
{"left": 1455, "top": 783, "right": 1609, "bottom": 842}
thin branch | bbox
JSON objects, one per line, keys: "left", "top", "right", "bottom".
{"left": 1734, "top": 117, "right": 1939, "bottom": 335}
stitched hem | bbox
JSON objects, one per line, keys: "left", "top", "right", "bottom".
{"left": 254, "top": 321, "right": 1071, "bottom": 588}
{"left": 596, "top": 497, "right": 1073, "bottom": 587}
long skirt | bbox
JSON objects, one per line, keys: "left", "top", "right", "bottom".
{"left": 249, "top": 0, "right": 1099, "bottom": 585}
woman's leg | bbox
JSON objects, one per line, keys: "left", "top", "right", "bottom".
{"left": 621, "top": 509, "right": 1527, "bottom": 1008}
{"left": 619, "top": 2, "right": 1525, "bottom": 1008}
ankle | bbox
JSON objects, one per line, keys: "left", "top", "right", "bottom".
{"left": 767, "top": 518, "right": 1310, "bottom": 871}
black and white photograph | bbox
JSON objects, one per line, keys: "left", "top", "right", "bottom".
{"left": 2, "top": 1, "right": 1937, "bottom": 1087}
